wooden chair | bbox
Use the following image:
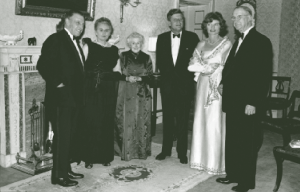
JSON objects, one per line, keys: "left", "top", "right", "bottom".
{"left": 273, "top": 146, "right": 300, "bottom": 192}
{"left": 269, "top": 90, "right": 300, "bottom": 192}
{"left": 266, "top": 76, "right": 291, "bottom": 118}
{"left": 262, "top": 90, "right": 300, "bottom": 146}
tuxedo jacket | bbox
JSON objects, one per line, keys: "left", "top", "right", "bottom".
{"left": 37, "top": 29, "right": 85, "bottom": 108}
{"left": 156, "top": 30, "right": 199, "bottom": 97}
{"left": 221, "top": 28, "right": 273, "bottom": 114}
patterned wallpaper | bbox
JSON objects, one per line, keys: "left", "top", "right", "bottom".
{"left": 256, "top": 0, "right": 282, "bottom": 73}
{"left": 0, "top": 0, "right": 174, "bottom": 51}
{"left": 278, "top": 0, "right": 300, "bottom": 93}
{"left": 214, "top": 0, "right": 237, "bottom": 42}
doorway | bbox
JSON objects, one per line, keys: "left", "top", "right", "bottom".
{"left": 180, "top": 0, "right": 214, "bottom": 41}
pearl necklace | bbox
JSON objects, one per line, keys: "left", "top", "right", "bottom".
{"left": 207, "top": 37, "right": 221, "bottom": 45}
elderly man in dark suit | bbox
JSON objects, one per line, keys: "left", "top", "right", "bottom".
{"left": 155, "top": 9, "right": 200, "bottom": 164}
{"left": 37, "top": 10, "right": 85, "bottom": 187}
{"left": 216, "top": 4, "right": 273, "bottom": 192}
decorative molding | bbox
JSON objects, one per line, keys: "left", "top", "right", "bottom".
{"left": 4, "top": 74, "right": 10, "bottom": 155}
{"left": 19, "top": 73, "right": 24, "bottom": 151}
{"left": 0, "top": 46, "right": 41, "bottom": 73}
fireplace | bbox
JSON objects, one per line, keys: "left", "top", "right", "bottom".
{"left": 0, "top": 45, "right": 48, "bottom": 168}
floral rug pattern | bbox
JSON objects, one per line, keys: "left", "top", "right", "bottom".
{"left": 0, "top": 143, "right": 212, "bottom": 192}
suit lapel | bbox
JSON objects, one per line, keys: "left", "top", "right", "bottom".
{"left": 175, "top": 30, "right": 186, "bottom": 67}
{"left": 62, "top": 30, "right": 84, "bottom": 71}
{"left": 165, "top": 31, "right": 174, "bottom": 67}
{"left": 234, "top": 28, "right": 256, "bottom": 58}
{"left": 229, "top": 40, "right": 239, "bottom": 60}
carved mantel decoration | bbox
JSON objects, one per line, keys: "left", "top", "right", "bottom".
{"left": 15, "top": 0, "right": 96, "bottom": 21}
{"left": 0, "top": 46, "right": 42, "bottom": 168}
{"left": 0, "top": 30, "right": 24, "bottom": 46}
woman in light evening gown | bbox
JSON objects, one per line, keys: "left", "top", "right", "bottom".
{"left": 188, "top": 12, "right": 232, "bottom": 175}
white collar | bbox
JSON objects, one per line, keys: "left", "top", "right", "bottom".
{"left": 171, "top": 31, "right": 182, "bottom": 38}
{"left": 64, "top": 28, "right": 74, "bottom": 40}
{"left": 242, "top": 26, "right": 254, "bottom": 39}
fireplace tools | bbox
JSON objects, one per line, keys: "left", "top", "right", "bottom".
{"left": 12, "top": 99, "right": 53, "bottom": 175}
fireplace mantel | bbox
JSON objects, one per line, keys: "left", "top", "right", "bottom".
{"left": 0, "top": 45, "right": 42, "bottom": 167}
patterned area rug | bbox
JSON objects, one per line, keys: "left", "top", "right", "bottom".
{"left": 0, "top": 143, "right": 212, "bottom": 192}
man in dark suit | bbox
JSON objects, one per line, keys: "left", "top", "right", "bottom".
{"left": 37, "top": 10, "right": 85, "bottom": 187}
{"left": 155, "top": 9, "right": 200, "bottom": 164}
{"left": 216, "top": 5, "right": 273, "bottom": 192}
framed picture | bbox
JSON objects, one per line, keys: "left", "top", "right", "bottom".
{"left": 15, "top": 0, "right": 96, "bottom": 21}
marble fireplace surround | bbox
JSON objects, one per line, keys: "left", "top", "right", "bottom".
{"left": 0, "top": 45, "right": 45, "bottom": 167}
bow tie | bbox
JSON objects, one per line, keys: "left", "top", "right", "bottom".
{"left": 173, "top": 34, "right": 180, "bottom": 38}
{"left": 238, "top": 33, "right": 244, "bottom": 40}
{"left": 73, "top": 36, "right": 79, "bottom": 41}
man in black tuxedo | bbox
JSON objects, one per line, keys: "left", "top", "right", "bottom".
{"left": 37, "top": 10, "right": 85, "bottom": 187}
{"left": 216, "top": 5, "right": 273, "bottom": 192}
{"left": 155, "top": 9, "right": 199, "bottom": 164}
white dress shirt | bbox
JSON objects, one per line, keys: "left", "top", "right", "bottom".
{"left": 235, "top": 26, "right": 253, "bottom": 54}
{"left": 64, "top": 28, "right": 84, "bottom": 65}
{"left": 171, "top": 31, "right": 182, "bottom": 65}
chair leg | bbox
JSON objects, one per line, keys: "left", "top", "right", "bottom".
{"left": 283, "top": 109, "right": 287, "bottom": 119}
{"left": 282, "top": 133, "right": 291, "bottom": 146}
{"left": 273, "top": 147, "right": 284, "bottom": 192}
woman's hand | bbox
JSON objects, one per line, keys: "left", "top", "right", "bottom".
{"left": 188, "top": 63, "right": 204, "bottom": 72}
{"left": 127, "top": 76, "right": 138, "bottom": 83}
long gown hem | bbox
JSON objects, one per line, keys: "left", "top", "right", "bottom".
{"left": 190, "top": 163, "right": 226, "bottom": 175}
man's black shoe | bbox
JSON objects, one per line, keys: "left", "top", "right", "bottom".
{"left": 52, "top": 178, "right": 78, "bottom": 187}
{"left": 68, "top": 171, "right": 84, "bottom": 179}
{"left": 156, "top": 153, "right": 170, "bottom": 160}
{"left": 103, "top": 162, "right": 111, "bottom": 166}
{"left": 216, "top": 177, "right": 237, "bottom": 184}
{"left": 179, "top": 156, "right": 188, "bottom": 164}
{"left": 232, "top": 185, "right": 250, "bottom": 192}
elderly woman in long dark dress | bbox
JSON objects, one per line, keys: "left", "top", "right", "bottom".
{"left": 114, "top": 32, "right": 153, "bottom": 161}
{"left": 82, "top": 17, "right": 121, "bottom": 168}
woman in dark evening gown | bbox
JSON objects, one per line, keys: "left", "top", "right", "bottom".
{"left": 82, "top": 17, "right": 121, "bottom": 168}
{"left": 114, "top": 32, "right": 153, "bottom": 161}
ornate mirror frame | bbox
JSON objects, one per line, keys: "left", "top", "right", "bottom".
{"left": 15, "top": 0, "right": 96, "bottom": 21}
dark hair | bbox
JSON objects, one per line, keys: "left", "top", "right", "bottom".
{"left": 64, "top": 9, "right": 84, "bottom": 19}
{"left": 167, "top": 9, "right": 184, "bottom": 21}
{"left": 94, "top": 17, "right": 114, "bottom": 36}
{"left": 56, "top": 18, "right": 65, "bottom": 32}
{"left": 201, "top": 12, "right": 228, "bottom": 38}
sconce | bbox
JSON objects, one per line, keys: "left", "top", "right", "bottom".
{"left": 120, "top": 0, "right": 141, "bottom": 23}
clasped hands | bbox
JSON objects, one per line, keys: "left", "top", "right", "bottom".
{"left": 126, "top": 76, "right": 142, "bottom": 83}
{"left": 217, "top": 84, "right": 256, "bottom": 115}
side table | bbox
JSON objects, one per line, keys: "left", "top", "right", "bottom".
{"left": 150, "top": 74, "right": 161, "bottom": 136}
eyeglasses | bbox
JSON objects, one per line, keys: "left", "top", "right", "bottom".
{"left": 231, "top": 14, "right": 249, "bottom": 21}
{"left": 172, "top": 19, "right": 184, "bottom": 23}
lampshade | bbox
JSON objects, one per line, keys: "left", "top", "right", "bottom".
{"left": 148, "top": 36, "right": 157, "bottom": 52}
